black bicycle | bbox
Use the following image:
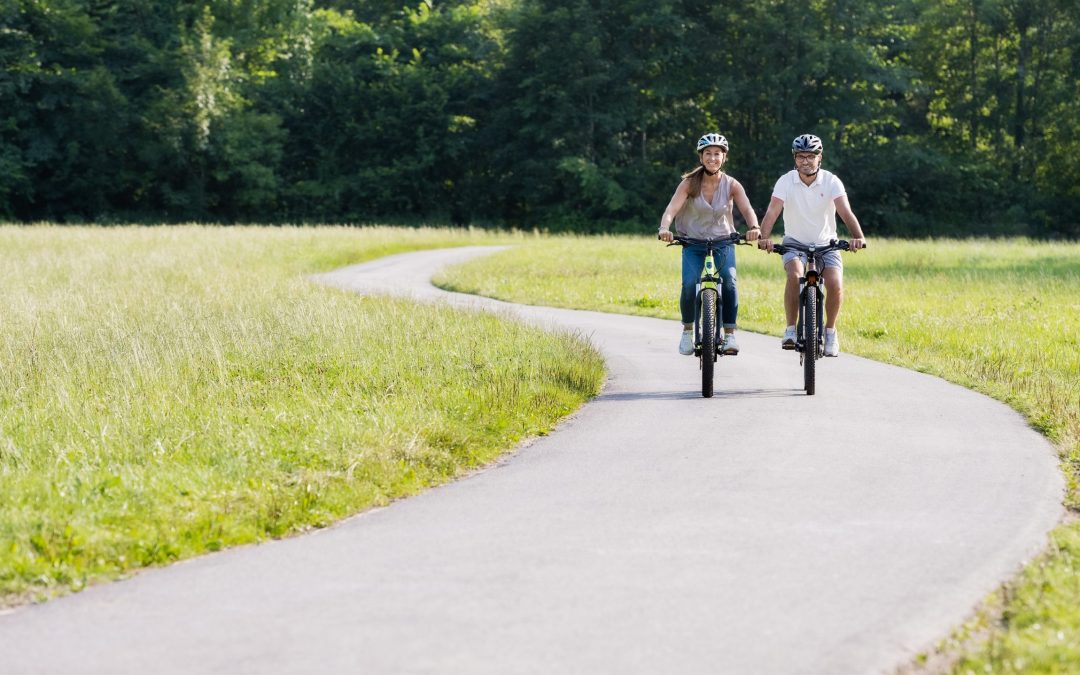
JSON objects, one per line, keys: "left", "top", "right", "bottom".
{"left": 668, "top": 232, "right": 746, "bottom": 398}
{"left": 769, "top": 239, "right": 861, "bottom": 396}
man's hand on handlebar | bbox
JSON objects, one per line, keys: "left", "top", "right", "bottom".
{"left": 849, "top": 237, "right": 867, "bottom": 251}
{"left": 758, "top": 238, "right": 775, "bottom": 253}
{"left": 658, "top": 229, "right": 674, "bottom": 243}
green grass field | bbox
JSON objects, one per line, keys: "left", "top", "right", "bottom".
{"left": 435, "top": 234, "right": 1080, "bottom": 673}
{"left": 3, "top": 227, "right": 1077, "bottom": 672}
{"left": 0, "top": 225, "right": 605, "bottom": 606}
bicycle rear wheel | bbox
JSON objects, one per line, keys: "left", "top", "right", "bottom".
{"left": 700, "top": 288, "right": 718, "bottom": 398}
{"left": 803, "top": 287, "right": 817, "bottom": 396}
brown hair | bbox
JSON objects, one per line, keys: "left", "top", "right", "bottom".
{"left": 682, "top": 165, "right": 707, "bottom": 199}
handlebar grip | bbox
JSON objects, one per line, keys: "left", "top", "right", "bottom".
{"left": 838, "top": 240, "right": 868, "bottom": 250}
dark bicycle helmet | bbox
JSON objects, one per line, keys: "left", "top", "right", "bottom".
{"left": 696, "top": 133, "right": 729, "bottom": 153}
{"left": 791, "top": 134, "right": 823, "bottom": 154}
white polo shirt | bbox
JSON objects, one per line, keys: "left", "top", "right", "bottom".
{"left": 771, "top": 168, "right": 846, "bottom": 244}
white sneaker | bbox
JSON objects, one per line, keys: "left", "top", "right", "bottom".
{"left": 824, "top": 330, "right": 840, "bottom": 357}
{"left": 781, "top": 326, "right": 797, "bottom": 350}
{"left": 679, "top": 330, "right": 694, "bottom": 355}
{"left": 721, "top": 333, "right": 739, "bottom": 355}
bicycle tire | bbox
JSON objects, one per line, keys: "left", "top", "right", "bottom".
{"left": 700, "top": 288, "right": 718, "bottom": 398}
{"left": 803, "top": 287, "right": 817, "bottom": 395}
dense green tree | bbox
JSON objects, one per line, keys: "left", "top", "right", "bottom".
{"left": 907, "top": 0, "right": 1080, "bottom": 235}
{"left": 682, "top": 0, "right": 917, "bottom": 229}
{"left": 0, "top": 0, "right": 131, "bottom": 220}
{"left": 0, "top": 0, "right": 36, "bottom": 217}
{"left": 150, "top": 0, "right": 309, "bottom": 219}
{"left": 0, "top": 0, "right": 1075, "bottom": 233}
{"left": 485, "top": 0, "right": 699, "bottom": 230}
{"left": 279, "top": 2, "right": 501, "bottom": 222}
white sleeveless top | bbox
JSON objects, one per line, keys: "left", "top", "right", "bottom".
{"left": 673, "top": 173, "right": 736, "bottom": 239}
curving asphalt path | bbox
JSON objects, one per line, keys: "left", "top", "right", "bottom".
{"left": 0, "top": 246, "right": 1064, "bottom": 674}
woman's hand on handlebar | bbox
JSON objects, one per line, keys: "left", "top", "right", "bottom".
{"left": 758, "top": 238, "right": 775, "bottom": 253}
{"left": 849, "top": 237, "right": 867, "bottom": 251}
{"left": 658, "top": 228, "right": 674, "bottom": 243}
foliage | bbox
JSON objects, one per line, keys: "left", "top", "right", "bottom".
{"left": 0, "top": 1, "right": 1077, "bottom": 234}
{"left": 278, "top": 1, "right": 500, "bottom": 223}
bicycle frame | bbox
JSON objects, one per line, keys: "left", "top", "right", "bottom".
{"left": 669, "top": 232, "right": 745, "bottom": 398}
{"left": 770, "top": 239, "right": 855, "bottom": 395}
{"left": 694, "top": 244, "right": 721, "bottom": 357}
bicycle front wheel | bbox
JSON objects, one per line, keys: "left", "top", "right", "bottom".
{"left": 803, "top": 287, "right": 817, "bottom": 396}
{"left": 700, "top": 288, "right": 718, "bottom": 398}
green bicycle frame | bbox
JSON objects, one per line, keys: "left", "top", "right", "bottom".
{"left": 693, "top": 249, "right": 721, "bottom": 357}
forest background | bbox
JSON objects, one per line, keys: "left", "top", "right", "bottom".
{"left": 1, "top": 0, "right": 1077, "bottom": 237}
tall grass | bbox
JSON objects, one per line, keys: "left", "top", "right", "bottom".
{"left": 436, "top": 234, "right": 1080, "bottom": 673}
{"left": 0, "top": 226, "right": 604, "bottom": 605}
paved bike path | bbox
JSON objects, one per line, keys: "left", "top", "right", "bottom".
{"left": 0, "top": 246, "right": 1063, "bottom": 674}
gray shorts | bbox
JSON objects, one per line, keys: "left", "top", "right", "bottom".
{"left": 781, "top": 238, "right": 844, "bottom": 271}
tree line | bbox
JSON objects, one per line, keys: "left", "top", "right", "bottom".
{"left": 2, "top": 0, "right": 1077, "bottom": 237}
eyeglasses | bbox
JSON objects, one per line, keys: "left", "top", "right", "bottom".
{"left": 794, "top": 154, "right": 819, "bottom": 162}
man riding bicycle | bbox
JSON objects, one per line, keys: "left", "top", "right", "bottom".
{"left": 757, "top": 134, "right": 867, "bottom": 356}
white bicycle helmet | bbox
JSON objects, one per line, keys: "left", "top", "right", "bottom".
{"left": 696, "top": 133, "right": 729, "bottom": 153}
{"left": 791, "top": 134, "right": 823, "bottom": 154}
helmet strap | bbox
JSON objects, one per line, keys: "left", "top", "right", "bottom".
{"left": 702, "top": 164, "right": 719, "bottom": 176}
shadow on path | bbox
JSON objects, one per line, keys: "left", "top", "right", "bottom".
{"left": 596, "top": 388, "right": 802, "bottom": 402}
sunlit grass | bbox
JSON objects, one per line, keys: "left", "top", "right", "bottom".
{"left": 947, "top": 524, "right": 1080, "bottom": 674}
{"left": 0, "top": 225, "right": 605, "bottom": 605}
{"left": 436, "top": 234, "right": 1080, "bottom": 673}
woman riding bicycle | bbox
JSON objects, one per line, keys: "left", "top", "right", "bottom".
{"left": 658, "top": 133, "right": 761, "bottom": 356}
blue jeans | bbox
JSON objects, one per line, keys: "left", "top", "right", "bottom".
{"left": 681, "top": 243, "right": 738, "bottom": 328}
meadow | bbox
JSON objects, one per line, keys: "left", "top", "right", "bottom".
{"left": 0, "top": 225, "right": 605, "bottom": 605}
{"left": 2, "top": 227, "right": 1077, "bottom": 672}
{"left": 435, "top": 235, "right": 1080, "bottom": 673}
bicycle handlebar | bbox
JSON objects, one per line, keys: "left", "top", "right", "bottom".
{"left": 666, "top": 232, "right": 748, "bottom": 247}
{"left": 769, "top": 239, "right": 865, "bottom": 255}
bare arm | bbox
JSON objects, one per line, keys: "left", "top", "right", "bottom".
{"left": 731, "top": 179, "right": 760, "bottom": 241}
{"left": 658, "top": 179, "right": 690, "bottom": 242}
{"left": 834, "top": 194, "right": 866, "bottom": 250}
{"left": 757, "top": 196, "right": 785, "bottom": 251}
